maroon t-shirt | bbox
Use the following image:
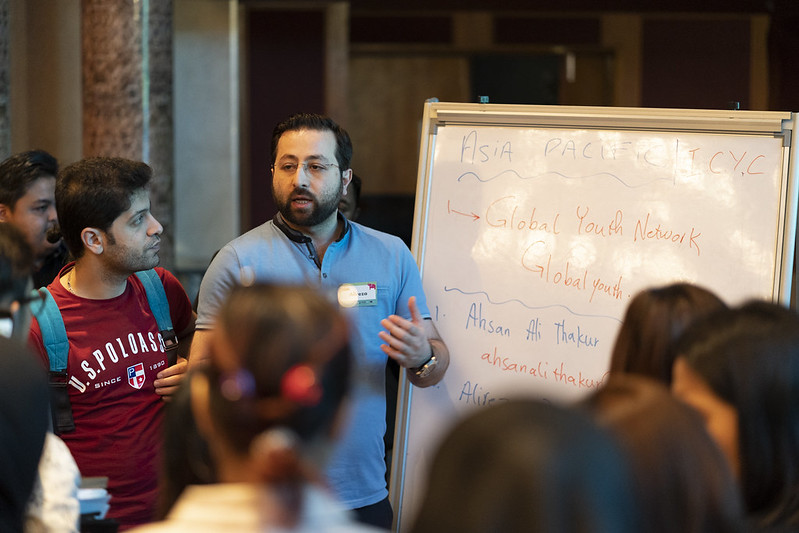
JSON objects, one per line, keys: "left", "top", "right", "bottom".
{"left": 29, "top": 265, "right": 193, "bottom": 529}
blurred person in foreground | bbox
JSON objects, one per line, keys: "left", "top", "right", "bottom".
{"left": 608, "top": 282, "right": 726, "bottom": 384}
{"left": 673, "top": 301, "right": 799, "bottom": 531}
{"left": 0, "top": 222, "right": 81, "bottom": 532}
{"left": 410, "top": 399, "right": 640, "bottom": 533}
{"left": 133, "top": 283, "right": 381, "bottom": 532}
{"left": 0, "top": 335, "right": 50, "bottom": 532}
{"left": 584, "top": 374, "right": 743, "bottom": 533}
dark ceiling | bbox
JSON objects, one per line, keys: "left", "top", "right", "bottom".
{"left": 347, "top": 0, "right": 779, "bottom": 14}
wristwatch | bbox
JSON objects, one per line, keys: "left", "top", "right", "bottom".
{"left": 412, "top": 350, "right": 438, "bottom": 378}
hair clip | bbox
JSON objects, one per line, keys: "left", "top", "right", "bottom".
{"left": 281, "top": 364, "right": 323, "bottom": 407}
{"left": 219, "top": 368, "right": 256, "bottom": 401}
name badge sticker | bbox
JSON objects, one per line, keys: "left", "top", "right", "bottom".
{"left": 337, "top": 282, "right": 377, "bottom": 308}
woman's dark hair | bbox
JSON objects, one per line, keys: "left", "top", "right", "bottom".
{"left": 0, "top": 337, "right": 49, "bottom": 532}
{"left": 609, "top": 283, "right": 726, "bottom": 384}
{"left": 410, "top": 400, "right": 640, "bottom": 533}
{"left": 206, "top": 283, "right": 351, "bottom": 459}
{"left": 199, "top": 284, "right": 352, "bottom": 526}
{"left": 583, "top": 375, "right": 743, "bottom": 533}
{"left": 676, "top": 300, "right": 799, "bottom": 528}
{"left": 55, "top": 157, "right": 152, "bottom": 258}
{"left": 156, "top": 374, "right": 215, "bottom": 519}
{"left": 271, "top": 113, "right": 353, "bottom": 171}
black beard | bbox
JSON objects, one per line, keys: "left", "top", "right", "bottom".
{"left": 273, "top": 186, "right": 341, "bottom": 229}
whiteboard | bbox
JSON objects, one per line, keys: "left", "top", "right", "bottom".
{"left": 391, "top": 102, "right": 799, "bottom": 532}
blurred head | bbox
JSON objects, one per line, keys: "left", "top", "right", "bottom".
{"left": 157, "top": 376, "right": 216, "bottom": 519}
{"left": 0, "top": 150, "right": 59, "bottom": 263}
{"left": 0, "top": 336, "right": 49, "bottom": 532}
{"left": 192, "top": 283, "right": 351, "bottom": 488}
{"left": 0, "top": 223, "right": 34, "bottom": 304}
{"left": 609, "top": 283, "right": 726, "bottom": 384}
{"left": 584, "top": 375, "right": 743, "bottom": 533}
{"left": 672, "top": 301, "right": 799, "bottom": 528}
{"left": 0, "top": 224, "right": 36, "bottom": 341}
{"left": 411, "top": 400, "right": 640, "bottom": 533}
{"left": 56, "top": 157, "right": 159, "bottom": 263}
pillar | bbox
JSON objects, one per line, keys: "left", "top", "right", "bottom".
{"left": 0, "top": 0, "right": 10, "bottom": 160}
{"left": 82, "top": 0, "right": 175, "bottom": 268}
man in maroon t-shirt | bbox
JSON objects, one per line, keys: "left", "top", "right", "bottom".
{"left": 28, "top": 157, "right": 195, "bottom": 530}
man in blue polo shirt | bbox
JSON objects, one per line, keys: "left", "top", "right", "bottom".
{"left": 190, "top": 113, "right": 449, "bottom": 529}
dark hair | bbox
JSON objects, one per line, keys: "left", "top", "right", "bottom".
{"left": 157, "top": 375, "right": 215, "bottom": 519}
{"left": 270, "top": 113, "right": 353, "bottom": 171}
{"left": 0, "top": 337, "right": 49, "bottom": 532}
{"left": 584, "top": 375, "right": 743, "bottom": 533}
{"left": 202, "top": 284, "right": 351, "bottom": 524}
{"left": 0, "top": 224, "right": 33, "bottom": 302}
{"left": 676, "top": 301, "right": 799, "bottom": 528}
{"left": 207, "top": 283, "right": 351, "bottom": 459}
{"left": 349, "top": 172, "right": 362, "bottom": 204}
{"left": 55, "top": 157, "right": 153, "bottom": 258}
{"left": 609, "top": 283, "right": 726, "bottom": 384}
{"left": 411, "top": 400, "right": 640, "bottom": 533}
{"left": 0, "top": 150, "right": 58, "bottom": 208}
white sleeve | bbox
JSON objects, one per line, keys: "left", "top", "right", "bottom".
{"left": 25, "top": 432, "right": 81, "bottom": 533}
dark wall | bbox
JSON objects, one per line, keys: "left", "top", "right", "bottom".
{"left": 348, "top": 0, "right": 770, "bottom": 12}
{"left": 769, "top": 13, "right": 799, "bottom": 111}
{"left": 642, "top": 19, "right": 751, "bottom": 110}
{"left": 243, "top": 4, "right": 799, "bottom": 237}
{"left": 245, "top": 9, "right": 325, "bottom": 231}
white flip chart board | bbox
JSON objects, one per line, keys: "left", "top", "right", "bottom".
{"left": 391, "top": 102, "right": 799, "bottom": 532}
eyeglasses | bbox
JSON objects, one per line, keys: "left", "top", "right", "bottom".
{"left": 272, "top": 161, "right": 340, "bottom": 179}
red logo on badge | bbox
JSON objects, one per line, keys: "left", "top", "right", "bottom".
{"left": 127, "top": 363, "right": 146, "bottom": 390}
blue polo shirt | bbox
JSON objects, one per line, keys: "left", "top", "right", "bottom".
{"left": 196, "top": 214, "right": 430, "bottom": 508}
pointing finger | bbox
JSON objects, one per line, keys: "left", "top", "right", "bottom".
{"left": 408, "top": 296, "right": 422, "bottom": 325}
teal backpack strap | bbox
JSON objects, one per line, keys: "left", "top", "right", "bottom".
{"left": 31, "top": 287, "right": 75, "bottom": 434}
{"left": 31, "top": 287, "right": 69, "bottom": 372}
{"left": 135, "top": 269, "right": 179, "bottom": 365}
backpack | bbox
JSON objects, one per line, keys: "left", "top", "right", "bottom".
{"left": 32, "top": 269, "right": 179, "bottom": 434}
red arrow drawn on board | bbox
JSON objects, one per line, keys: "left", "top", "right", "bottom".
{"left": 447, "top": 200, "right": 480, "bottom": 221}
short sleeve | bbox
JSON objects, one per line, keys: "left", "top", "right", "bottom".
{"left": 195, "top": 245, "right": 244, "bottom": 330}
